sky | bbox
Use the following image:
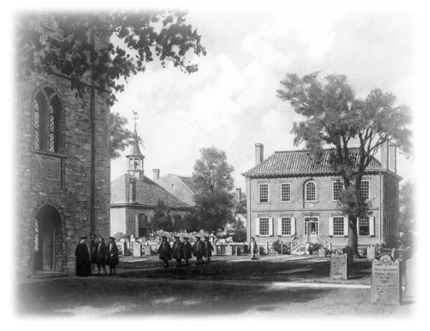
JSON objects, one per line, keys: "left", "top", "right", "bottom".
{"left": 110, "top": 3, "right": 416, "bottom": 191}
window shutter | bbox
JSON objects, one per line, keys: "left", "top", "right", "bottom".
{"left": 277, "top": 218, "right": 282, "bottom": 236}
{"left": 291, "top": 217, "right": 296, "bottom": 235}
{"left": 369, "top": 217, "right": 375, "bottom": 236}
{"left": 269, "top": 218, "right": 273, "bottom": 236}
{"left": 329, "top": 217, "right": 334, "bottom": 236}
{"left": 344, "top": 216, "right": 349, "bottom": 236}
{"left": 255, "top": 218, "right": 260, "bottom": 236}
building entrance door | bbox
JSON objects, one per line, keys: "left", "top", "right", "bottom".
{"left": 304, "top": 217, "right": 319, "bottom": 243}
{"left": 34, "top": 205, "right": 61, "bottom": 272}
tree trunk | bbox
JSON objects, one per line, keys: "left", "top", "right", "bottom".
{"left": 348, "top": 216, "right": 361, "bottom": 257}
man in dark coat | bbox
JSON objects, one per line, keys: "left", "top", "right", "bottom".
{"left": 157, "top": 236, "right": 172, "bottom": 268}
{"left": 182, "top": 237, "right": 192, "bottom": 266}
{"left": 172, "top": 236, "right": 183, "bottom": 267}
{"left": 107, "top": 236, "right": 119, "bottom": 275}
{"left": 193, "top": 236, "right": 204, "bottom": 265}
{"left": 96, "top": 237, "right": 107, "bottom": 276}
{"left": 75, "top": 236, "right": 91, "bottom": 277}
{"left": 90, "top": 233, "right": 97, "bottom": 272}
{"left": 202, "top": 236, "right": 214, "bottom": 263}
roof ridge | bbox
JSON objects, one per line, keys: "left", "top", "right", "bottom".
{"left": 274, "top": 147, "right": 361, "bottom": 153}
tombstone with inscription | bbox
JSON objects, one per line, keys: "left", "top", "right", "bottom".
{"left": 330, "top": 249, "right": 348, "bottom": 280}
{"left": 143, "top": 245, "right": 151, "bottom": 256}
{"left": 371, "top": 255, "right": 401, "bottom": 305}
{"left": 318, "top": 248, "right": 326, "bottom": 258}
{"left": 405, "top": 255, "right": 414, "bottom": 298}
{"left": 133, "top": 242, "right": 142, "bottom": 258}
{"left": 367, "top": 245, "right": 376, "bottom": 260}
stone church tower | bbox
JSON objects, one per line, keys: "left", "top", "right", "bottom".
{"left": 15, "top": 14, "right": 111, "bottom": 278}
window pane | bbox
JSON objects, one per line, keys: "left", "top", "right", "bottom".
{"left": 282, "top": 218, "right": 291, "bottom": 235}
{"left": 333, "top": 181, "right": 344, "bottom": 201}
{"left": 306, "top": 182, "right": 316, "bottom": 201}
{"left": 281, "top": 184, "right": 291, "bottom": 202}
{"left": 359, "top": 217, "right": 370, "bottom": 235}
{"left": 360, "top": 181, "right": 370, "bottom": 200}
{"left": 259, "top": 184, "right": 269, "bottom": 203}
{"left": 259, "top": 218, "right": 269, "bottom": 235}
{"left": 333, "top": 217, "right": 344, "bottom": 235}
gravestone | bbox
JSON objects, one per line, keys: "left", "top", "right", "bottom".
{"left": 143, "top": 245, "right": 151, "bottom": 256}
{"left": 371, "top": 255, "right": 401, "bottom": 305}
{"left": 266, "top": 242, "right": 270, "bottom": 255}
{"left": 116, "top": 242, "right": 124, "bottom": 256}
{"left": 225, "top": 245, "right": 233, "bottom": 255}
{"left": 318, "top": 248, "right": 325, "bottom": 258}
{"left": 405, "top": 255, "right": 415, "bottom": 298}
{"left": 236, "top": 247, "right": 241, "bottom": 256}
{"left": 367, "top": 245, "right": 376, "bottom": 260}
{"left": 330, "top": 249, "right": 348, "bottom": 280}
{"left": 213, "top": 245, "right": 218, "bottom": 256}
{"left": 133, "top": 242, "right": 142, "bottom": 258}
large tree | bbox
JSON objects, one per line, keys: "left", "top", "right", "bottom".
{"left": 109, "top": 112, "right": 142, "bottom": 159}
{"left": 17, "top": 10, "right": 206, "bottom": 106}
{"left": 192, "top": 147, "right": 236, "bottom": 233}
{"left": 277, "top": 72, "right": 412, "bottom": 256}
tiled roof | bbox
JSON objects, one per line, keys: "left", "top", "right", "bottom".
{"left": 113, "top": 174, "right": 192, "bottom": 209}
{"left": 243, "top": 148, "right": 382, "bottom": 177}
{"left": 176, "top": 175, "right": 198, "bottom": 193}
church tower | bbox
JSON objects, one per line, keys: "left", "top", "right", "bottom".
{"left": 126, "top": 113, "right": 144, "bottom": 180}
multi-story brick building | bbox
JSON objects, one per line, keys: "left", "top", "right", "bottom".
{"left": 110, "top": 127, "right": 193, "bottom": 238}
{"left": 242, "top": 143, "right": 400, "bottom": 252}
{"left": 16, "top": 15, "right": 111, "bottom": 277}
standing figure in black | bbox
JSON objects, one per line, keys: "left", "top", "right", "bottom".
{"left": 90, "top": 233, "right": 97, "bottom": 273}
{"left": 75, "top": 236, "right": 91, "bottom": 277}
{"left": 193, "top": 236, "right": 204, "bottom": 265}
{"left": 157, "top": 236, "right": 172, "bottom": 268}
{"left": 182, "top": 237, "right": 192, "bottom": 266}
{"left": 96, "top": 237, "right": 107, "bottom": 276}
{"left": 202, "top": 236, "right": 214, "bottom": 263}
{"left": 107, "top": 236, "right": 119, "bottom": 275}
{"left": 172, "top": 236, "right": 183, "bottom": 267}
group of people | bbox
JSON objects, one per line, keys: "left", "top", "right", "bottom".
{"left": 158, "top": 235, "right": 214, "bottom": 268}
{"left": 75, "top": 233, "right": 119, "bottom": 277}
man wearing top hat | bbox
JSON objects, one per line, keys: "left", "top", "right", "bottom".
{"left": 202, "top": 236, "right": 214, "bottom": 263}
{"left": 107, "top": 236, "right": 119, "bottom": 275}
{"left": 75, "top": 236, "right": 91, "bottom": 277}
{"left": 172, "top": 236, "right": 183, "bottom": 267}
{"left": 193, "top": 236, "right": 204, "bottom": 265}
{"left": 182, "top": 237, "right": 192, "bottom": 266}
{"left": 157, "top": 236, "right": 172, "bottom": 268}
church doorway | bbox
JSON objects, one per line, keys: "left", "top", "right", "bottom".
{"left": 34, "top": 205, "right": 61, "bottom": 272}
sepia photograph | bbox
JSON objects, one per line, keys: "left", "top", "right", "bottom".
{"left": 5, "top": 0, "right": 428, "bottom": 327}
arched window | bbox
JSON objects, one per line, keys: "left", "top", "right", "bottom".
{"left": 305, "top": 181, "right": 316, "bottom": 201}
{"left": 34, "top": 87, "right": 61, "bottom": 153}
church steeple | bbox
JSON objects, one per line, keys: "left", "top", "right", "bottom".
{"left": 126, "top": 112, "right": 144, "bottom": 180}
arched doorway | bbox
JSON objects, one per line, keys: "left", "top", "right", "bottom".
{"left": 34, "top": 205, "right": 62, "bottom": 272}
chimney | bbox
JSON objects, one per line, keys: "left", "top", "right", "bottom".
{"left": 381, "top": 142, "right": 389, "bottom": 169}
{"left": 389, "top": 144, "right": 397, "bottom": 173}
{"left": 236, "top": 188, "right": 242, "bottom": 202}
{"left": 153, "top": 169, "right": 160, "bottom": 182}
{"left": 255, "top": 143, "right": 264, "bottom": 165}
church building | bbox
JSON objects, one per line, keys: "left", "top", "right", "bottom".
{"left": 110, "top": 124, "right": 193, "bottom": 239}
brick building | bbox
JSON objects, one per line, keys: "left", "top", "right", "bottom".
{"left": 242, "top": 143, "right": 400, "bottom": 252}
{"left": 110, "top": 127, "right": 193, "bottom": 238}
{"left": 15, "top": 16, "right": 111, "bottom": 277}
{"left": 156, "top": 172, "right": 197, "bottom": 206}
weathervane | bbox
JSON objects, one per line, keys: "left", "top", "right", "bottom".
{"left": 131, "top": 110, "right": 145, "bottom": 148}
{"left": 132, "top": 110, "right": 138, "bottom": 128}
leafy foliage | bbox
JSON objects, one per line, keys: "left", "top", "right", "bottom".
{"left": 109, "top": 112, "right": 143, "bottom": 159}
{"left": 192, "top": 147, "right": 236, "bottom": 233}
{"left": 17, "top": 11, "right": 206, "bottom": 106}
{"left": 150, "top": 199, "right": 174, "bottom": 232}
{"left": 235, "top": 192, "right": 247, "bottom": 215}
{"left": 230, "top": 218, "right": 246, "bottom": 242}
{"left": 277, "top": 72, "right": 412, "bottom": 255}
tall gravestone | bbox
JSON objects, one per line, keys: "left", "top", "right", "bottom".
{"left": 330, "top": 249, "right": 348, "bottom": 279}
{"left": 367, "top": 245, "right": 376, "bottom": 260}
{"left": 371, "top": 255, "right": 401, "bottom": 305}
{"left": 133, "top": 242, "right": 142, "bottom": 258}
{"left": 318, "top": 248, "right": 326, "bottom": 258}
{"left": 405, "top": 255, "right": 414, "bottom": 298}
{"left": 143, "top": 245, "right": 151, "bottom": 256}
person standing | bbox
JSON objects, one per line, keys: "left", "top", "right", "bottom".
{"left": 248, "top": 237, "right": 258, "bottom": 260}
{"left": 157, "top": 236, "right": 172, "bottom": 268}
{"left": 182, "top": 237, "right": 192, "bottom": 266}
{"left": 172, "top": 236, "right": 183, "bottom": 267}
{"left": 193, "top": 236, "right": 204, "bottom": 265}
{"left": 202, "top": 236, "right": 214, "bottom": 263}
{"left": 96, "top": 237, "right": 107, "bottom": 276}
{"left": 90, "top": 233, "right": 98, "bottom": 272}
{"left": 107, "top": 236, "right": 119, "bottom": 275}
{"left": 75, "top": 236, "right": 91, "bottom": 277}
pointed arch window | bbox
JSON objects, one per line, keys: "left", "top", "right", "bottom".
{"left": 33, "top": 87, "right": 61, "bottom": 153}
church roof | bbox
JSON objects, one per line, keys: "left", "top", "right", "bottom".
{"left": 242, "top": 148, "right": 382, "bottom": 177}
{"left": 176, "top": 175, "right": 198, "bottom": 193}
{"left": 126, "top": 127, "right": 144, "bottom": 158}
{"left": 111, "top": 174, "right": 192, "bottom": 209}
